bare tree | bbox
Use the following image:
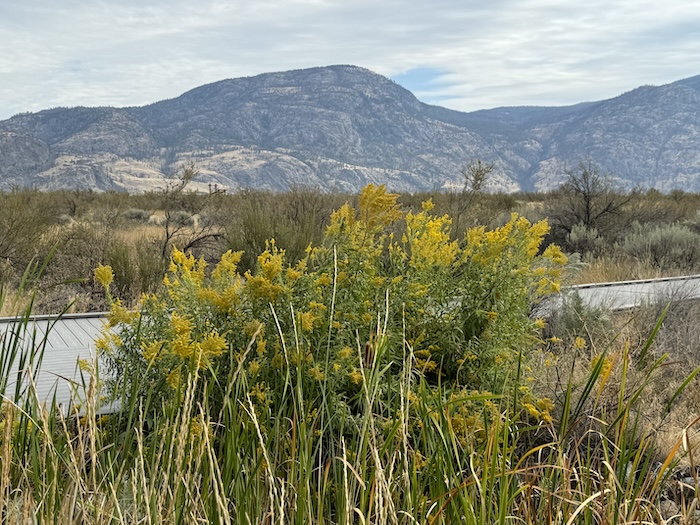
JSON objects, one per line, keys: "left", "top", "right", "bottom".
{"left": 559, "top": 161, "right": 631, "bottom": 229}
{"left": 444, "top": 159, "right": 495, "bottom": 235}
{"left": 548, "top": 161, "right": 635, "bottom": 251}
{"left": 159, "top": 162, "right": 225, "bottom": 260}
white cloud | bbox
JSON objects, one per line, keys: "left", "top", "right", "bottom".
{"left": 0, "top": 0, "right": 699, "bottom": 119}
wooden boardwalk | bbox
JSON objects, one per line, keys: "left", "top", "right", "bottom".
{"left": 0, "top": 312, "right": 108, "bottom": 413}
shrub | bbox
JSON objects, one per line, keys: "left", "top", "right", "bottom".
{"left": 107, "top": 241, "right": 137, "bottom": 303}
{"left": 620, "top": 221, "right": 700, "bottom": 271}
{"left": 102, "top": 184, "right": 567, "bottom": 428}
{"left": 0, "top": 190, "right": 57, "bottom": 270}
{"left": 224, "top": 187, "right": 343, "bottom": 271}
{"left": 543, "top": 291, "right": 613, "bottom": 352}
{"left": 545, "top": 161, "right": 636, "bottom": 252}
{"left": 169, "top": 210, "right": 195, "bottom": 227}
{"left": 566, "top": 222, "right": 607, "bottom": 257}
{"left": 135, "top": 236, "right": 167, "bottom": 296}
{"left": 122, "top": 208, "right": 151, "bottom": 223}
{"left": 39, "top": 222, "right": 113, "bottom": 312}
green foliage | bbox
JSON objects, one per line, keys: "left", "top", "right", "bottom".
{"left": 8, "top": 180, "right": 700, "bottom": 314}
{"left": 105, "top": 237, "right": 167, "bottom": 304}
{"left": 122, "top": 208, "right": 151, "bottom": 223}
{"left": 103, "top": 185, "right": 565, "bottom": 408}
{"left": 107, "top": 241, "right": 136, "bottom": 300}
{"left": 566, "top": 222, "right": 607, "bottom": 257}
{"left": 224, "top": 187, "right": 344, "bottom": 271}
{"left": 44, "top": 222, "right": 113, "bottom": 310}
{"left": 134, "top": 236, "right": 168, "bottom": 296}
{"left": 544, "top": 291, "right": 613, "bottom": 353}
{"left": 621, "top": 221, "right": 700, "bottom": 271}
{"left": 0, "top": 190, "right": 58, "bottom": 272}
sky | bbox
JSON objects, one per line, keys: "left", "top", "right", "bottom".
{"left": 1, "top": 0, "right": 700, "bottom": 120}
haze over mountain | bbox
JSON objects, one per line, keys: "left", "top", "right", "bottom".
{"left": 1, "top": 65, "right": 699, "bottom": 193}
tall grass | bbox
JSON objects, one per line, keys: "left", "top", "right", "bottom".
{"left": 1, "top": 293, "right": 699, "bottom": 523}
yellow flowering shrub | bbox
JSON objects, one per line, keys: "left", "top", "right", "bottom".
{"left": 101, "top": 184, "right": 567, "bottom": 435}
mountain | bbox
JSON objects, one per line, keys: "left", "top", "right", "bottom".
{"left": 1, "top": 65, "right": 700, "bottom": 193}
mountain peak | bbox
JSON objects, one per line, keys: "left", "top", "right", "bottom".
{"left": 168, "top": 64, "right": 417, "bottom": 107}
{"left": 1, "top": 65, "right": 700, "bottom": 193}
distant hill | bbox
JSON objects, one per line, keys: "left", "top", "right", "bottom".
{"left": 1, "top": 65, "right": 699, "bottom": 193}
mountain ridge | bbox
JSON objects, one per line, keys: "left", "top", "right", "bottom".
{"left": 1, "top": 65, "right": 699, "bottom": 193}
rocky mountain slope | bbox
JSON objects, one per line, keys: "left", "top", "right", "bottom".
{"left": 1, "top": 65, "right": 699, "bottom": 193}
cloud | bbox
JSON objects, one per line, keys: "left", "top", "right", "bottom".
{"left": 0, "top": 0, "right": 698, "bottom": 119}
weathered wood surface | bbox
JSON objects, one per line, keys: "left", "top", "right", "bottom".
{"left": 0, "top": 312, "right": 108, "bottom": 413}
{"left": 567, "top": 274, "right": 700, "bottom": 311}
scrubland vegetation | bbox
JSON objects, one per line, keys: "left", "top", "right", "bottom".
{"left": 2, "top": 164, "right": 700, "bottom": 523}
{"left": 4, "top": 163, "right": 700, "bottom": 315}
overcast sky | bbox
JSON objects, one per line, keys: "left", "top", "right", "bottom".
{"left": 1, "top": 0, "right": 699, "bottom": 120}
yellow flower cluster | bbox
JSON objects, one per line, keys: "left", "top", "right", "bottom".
{"left": 403, "top": 203, "right": 458, "bottom": 271}
{"left": 245, "top": 242, "right": 286, "bottom": 302}
{"left": 348, "top": 369, "right": 363, "bottom": 384}
{"left": 188, "top": 415, "right": 209, "bottom": 440}
{"left": 94, "top": 331, "right": 122, "bottom": 355}
{"left": 325, "top": 185, "right": 402, "bottom": 258}
{"left": 519, "top": 385, "right": 555, "bottom": 424}
{"left": 108, "top": 299, "right": 138, "bottom": 327}
{"left": 308, "top": 366, "right": 325, "bottom": 381}
{"left": 137, "top": 310, "right": 228, "bottom": 371}
{"left": 465, "top": 214, "right": 550, "bottom": 265}
{"left": 591, "top": 353, "right": 614, "bottom": 376}
{"left": 299, "top": 311, "right": 317, "bottom": 332}
{"left": 357, "top": 184, "right": 403, "bottom": 231}
{"left": 169, "top": 248, "right": 207, "bottom": 286}
{"left": 414, "top": 348, "right": 438, "bottom": 373}
{"left": 211, "top": 249, "right": 243, "bottom": 281}
{"left": 325, "top": 203, "right": 356, "bottom": 237}
{"left": 542, "top": 244, "right": 568, "bottom": 266}
{"left": 94, "top": 264, "right": 113, "bottom": 289}
{"left": 95, "top": 183, "right": 572, "bottom": 440}
{"left": 141, "top": 340, "right": 163, "bottom": 362}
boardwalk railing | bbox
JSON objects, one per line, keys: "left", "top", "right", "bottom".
{"left": 536, "top": 274, "right": 700, "bottom": 317}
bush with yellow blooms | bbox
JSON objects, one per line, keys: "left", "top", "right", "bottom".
{"left": 98, "top": 184, "right": 565, "bottom": 434}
